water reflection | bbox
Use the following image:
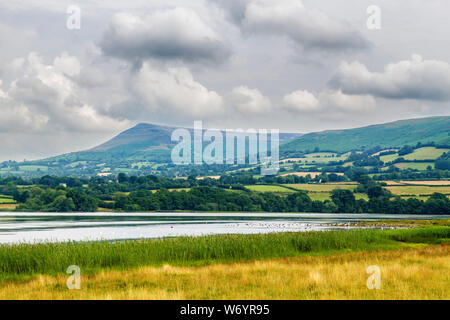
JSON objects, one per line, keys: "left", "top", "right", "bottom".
{"left": 0, "top": 212, "right": 448, "bottom": 244}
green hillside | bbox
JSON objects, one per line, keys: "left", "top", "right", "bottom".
{"left": 4, "top": 123, "right": 301, "bottom": 177}
{"left": 282, "top": 117, "right": 450, "bottom": 154}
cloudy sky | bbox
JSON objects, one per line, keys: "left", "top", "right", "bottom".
{"left": 0, "top": 0, "right": 449, "bottom": 161}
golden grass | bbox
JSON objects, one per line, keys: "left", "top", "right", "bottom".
{"left": 386, "top": 185, "right": 450, "bottom": 195}
{"left": 0, "top": 204, "right": 18, "bottom": 210}
{"left": 1, "top": 245, "right": 448, "bottom": 300}
{"left": 400, "top": 181, "right": 450, "bottom": 186}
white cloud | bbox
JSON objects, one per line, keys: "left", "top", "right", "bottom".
{"left": 331, "top": 55, "right": 450, "bottom": 101}
{"left": 1, "top": 52, "right": 129, "bottom": 134}
{"left": 228, "top": 86, "right": 271, "bottom": 114}
{"left": 53, "top": 52, "right": 81, "bottom": 77}
{"left": 283, "top": 90, "right": 320, "bottom": 112}
{"left": 318, "top": 89, "right": 375, "bottom": 112}
{"left": 128, "top": 62, "right": 225, "bottom": 123}
{"left": 282, "top": 89, "right": 375, "bottom": 115}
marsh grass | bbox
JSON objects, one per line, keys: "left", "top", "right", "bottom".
{"left": 0, "top": 227, "right": 449, "bottom": 281}
{"left": 1, "top": 245, "right": 449, "bottom": 300}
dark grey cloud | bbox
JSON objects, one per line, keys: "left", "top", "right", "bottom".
{"left": 212, "top": 0, "right": 370, "bottom": 52}
{"left": 211, "top": 0, "right": 248, "bottom": 24}
{"left": 99, "top": 8, "right": 231, "bottom": 66}
{"left": 330, "top": 55, "right": 450, "bottom": 101}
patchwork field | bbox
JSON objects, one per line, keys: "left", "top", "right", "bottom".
{"left": 246, "top": 182, "right": 450, "bottom": 201}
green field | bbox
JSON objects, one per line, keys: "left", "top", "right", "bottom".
{"left": 0, "top": 195, "right": 16, "bottom": 204}
{"left": 387, "top": 185, "right": 450, "bottom": 196}
{"left": 394, "top": 162, "right": 435, "bottom": 170}
{"left": 245, "top": 185, "right": 296, "bottom": 193}
{"left": 380, "top": 147, "right": 448, "bottom": 164}
{"left": 380, "top": 153, "right": 400, "bottom": 163}
{"left": 0, "top": 198, "right": 16, "bottom": 204}
{"left": 288, "top": 156, "right": 348, "bottom": 164}
{"left": 286, "top": 184, "right": 357, "bottom": 192}
{"left": 401, "top": 195, "right": 450, "bottom": 201}
{"left": 18, "top": 166, "right": 48, "bottom": 172}
{"left": 308, "top": 193, "right": 369, "bottom": 201}
{"left": 403, "top": 147, "right": 449, "bottom": 161}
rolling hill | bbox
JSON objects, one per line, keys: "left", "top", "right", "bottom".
{"left": 281, "top": 116, "right": 450, "bottom": 154}
{"left": 1, "top": 116, "right": 449, "bottom": 177}
{"left": 6, "top": 123, "right": 302, "bottom": 176}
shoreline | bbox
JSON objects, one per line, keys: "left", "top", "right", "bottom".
{"left": 0, "top": 222, "right": 448, "bottom": 299}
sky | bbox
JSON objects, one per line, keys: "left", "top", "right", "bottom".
{"left": 0, "top": 0, "right": 449, "bottom": 161}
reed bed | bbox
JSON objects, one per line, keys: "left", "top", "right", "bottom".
{"left": 0, "top": 227, "right": 449, "bottom": 280}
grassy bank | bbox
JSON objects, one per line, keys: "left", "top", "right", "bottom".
{"left": 0, "top": 226, "right": 449, "bottom": 281}
{"left": 1, "top": 245, "right": 449, "bottom": 300}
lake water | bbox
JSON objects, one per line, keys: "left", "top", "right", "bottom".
{"left": 0, "top": 212, "right": 448, "bottom": 244}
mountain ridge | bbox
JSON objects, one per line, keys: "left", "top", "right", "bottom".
{"left": 281, "top": 116, "right": 450, "bottom": 154}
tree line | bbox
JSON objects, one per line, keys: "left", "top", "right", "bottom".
{"left": 5, "top": 174, "right": 450, "bottom": 215}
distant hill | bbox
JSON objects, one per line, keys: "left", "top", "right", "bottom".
{"left": 82, "top": 123, "right": 301, "bottom": 160}
{"left": 15, "top": 123, "right": 302, "bottom": 176}
{"left": 281, "top": 116, "right": 450, "bottom": 154}
{"left": 91, "top": 123, "right": 302, "bottom": 154}
{"left": 91, "top": 123, "right": 176, "bottom": 153}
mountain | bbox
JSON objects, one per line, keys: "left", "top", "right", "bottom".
{"left": 281, "top": 116, "right": 450, "bottom": 154}
{"left": 91, "top": 123, "right": 176, "bottom": 153}
{"left": 11, "top": 123, "right": 302, "bottom": 176}
{"left": 91, "top": 123, "right": 302, "bottom": 154}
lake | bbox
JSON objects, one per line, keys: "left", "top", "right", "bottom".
{"left": 0, "top": 212, "right": 448, "bottom": 244}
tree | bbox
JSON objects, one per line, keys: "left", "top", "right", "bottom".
{"left": 66, "top": 188, "right": 98, "bottom": 212}
{"left": 287, "top": 191, "right": 312, "bottom": 212}
{"left": 367, "top": 185, "right": 391, "bottom": 199}
{"left": 118, "top": 173, "right": 128, "bottom": 184}
{"left": 331, "top": 189, "right": 356, "bottom": 213}
{"left": 45, "top": 195, "right": 75, "bottom": 212}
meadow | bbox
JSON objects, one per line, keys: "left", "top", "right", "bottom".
{"left": 403, "top": 147, "right": 449, "bottom": 161}
{"left": 394, "top": 162, "right": 435, "bottom": 170}
{"left": 245, "top": 185, "right": 297, "bottom": 193}
{"left": 386, "top": 185, "right": 450, "bottom": 196}
{"left": 1, "top": 245, "right": 448, "bottom": 300}
{"left": 286, "top": 184, "right": 357, "bottom": 192}
{"left": 0, "top": 225, "right": 449, "bottom": 299}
